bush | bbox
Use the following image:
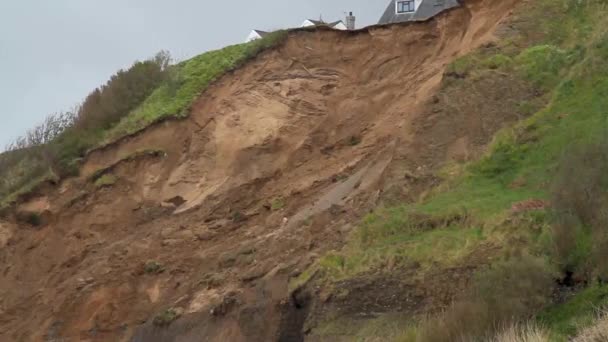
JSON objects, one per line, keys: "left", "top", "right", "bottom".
{"left": 153, "top": 308, "right": 180, "bottom": 326}
{"left": 75, "top": 51, "right": 171, "bottom": 131}
{"left": 0, "top": 51, "right": 172, "bottom": 204}
{"left": 19, "top": 212, "right": 42, "bottom": 227}
{"left": 348, "top": 135, "right": 362, "bottom": 146}
{"left": 231, "top": 211, "right": 247, "bottom": 223}
{"left": 144, "top": 261, "right": 164, "bottom": 274}
{"left": 417, "top": 255, "right": 554, "bottom": 341}
{"left": 550, "top": 141, "right": 608, "bottom": 278}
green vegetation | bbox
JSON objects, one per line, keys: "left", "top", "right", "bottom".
{"left": 539, "top": 285, "right": 608, "bottom": 340}
{"left": 153, "top": 308, "right": 180, "bottom": 326}
{"left": 94, "top": 174, "right": 117, "bottom": 188}
{"left": 231, "top": 211, "right": 247, "bottom": 223}
{"left": 144, "top": 260, "right": 165, "bottom": 274}
{"left": 0, "top": 31, "right": 287, "bottom": 209}
{"left": 347, "top": 135, "right": 362, "bottom": 146}
{"left": 413, "top": 255, "right": 555, "bottom": 341}
{"left": 18, "top": 212, "right": 42, "bottom": 227}
{"left": 0, "top": 173, "right": 54, "bottom": 212}
{"left": 514, "top": 45, "right": 576, "bottom": 90}
{"left": 105, "top": 30, "right": 287, "bottom": 142}
{"left": 306, "top": 212, "right": 483, "bottom": 282}
{"left": 302, "top": 0, "right": 608, "bottom": 340}
{"left": 481, "top": 54, "right": 513, "bottom": 70}
{"left": 89, "top": 149, "right": 165, "bottom": 183}
{"left": 270, "top": 197, "right": 286, "bottom": 211}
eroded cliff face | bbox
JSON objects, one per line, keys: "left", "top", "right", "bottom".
{"left": 0, "top": 0, "right": 523, "bottom": 340}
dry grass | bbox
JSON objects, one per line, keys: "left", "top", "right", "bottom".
{"left": 416, "top": 254, "right": 554, "bottom": 341}
{"left": 573, "top": 312, "right": 608, "bottom": 342}
{"left": 490, "top": 323, "right": 549, "bottom": 342}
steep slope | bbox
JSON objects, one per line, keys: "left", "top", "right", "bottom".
{"left": 0, "top": 0, "right": 522, "bottom": 341}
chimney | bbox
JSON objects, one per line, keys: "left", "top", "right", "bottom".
{"left": 346, "top": 12, "right": 356, "bottom": 30}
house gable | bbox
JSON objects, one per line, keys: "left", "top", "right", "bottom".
{"left": 301, "top": 19, "right": 347, "bottom": 30}
{"left": 301, "top": 19, "right": 323, "bottom": 28}
{"left": 329, "top": 21, "right": 347, "bottom": 30}
{"left": 378, "top": 0, "right": 460, "bottom": 25}
{"left": 245, "top": 30, "right": 268, "bottom": 43}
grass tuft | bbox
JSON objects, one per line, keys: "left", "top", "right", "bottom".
{"left": 94, "top": 174, "right": 117, "bottom": 188}
{"left": 153, "top": 308, "right": 181, "bottom": 326}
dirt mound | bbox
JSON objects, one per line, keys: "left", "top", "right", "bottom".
{"left": 0, "top": 0, "right": 523, "bottom": 340}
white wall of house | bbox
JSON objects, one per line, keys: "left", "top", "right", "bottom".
{"left": 246, "top": 31, "right": 263, "bottom": 43}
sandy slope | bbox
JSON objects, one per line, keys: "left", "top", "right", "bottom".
{"left": 0, "top": 0, "right": 522, "bottom": 340}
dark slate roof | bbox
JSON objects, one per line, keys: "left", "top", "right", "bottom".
{"left": 253, "top": 30, "right": 269, "bottom": 37}
{"left": 304, "top": 19, "right": 345, "bottom": 28}
{"left": 306, "top": 19, "right": 326, "bottom": 26}
{"left": 328, "top": 20, "right": 345, "bottom": 28}
{"left": 378, "top": 0, "right": 460, "bottom": 25}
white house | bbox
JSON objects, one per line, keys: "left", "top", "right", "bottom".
{"left": 245, "top": 12, "right": 356, "bottom": 43}
{"left": 300, "top": 19, "right": 348, "bottom": 30}
{"left": 378, "top": 0, "right": 460, "bottom": 24}
{"left": 245, "top": 30, "right": 269, "bottom": 43}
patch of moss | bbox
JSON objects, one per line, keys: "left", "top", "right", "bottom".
{"left": 482, "top": 54, "right": 513, "bottom": 70}
{"left": 270, "top": 198, "right": 285, "bottom": 211}
{"left": 153, "top": 308, "right": 181, "bottom": 326}
{"left": 94, "top": 174, "right": 117, "bottom": 188}
{"left": 144, "top": 261, "right": 164, "bottom": 274}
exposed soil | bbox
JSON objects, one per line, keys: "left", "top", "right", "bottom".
{"left": 0, "top": 0, "right": 527, "bottom": 340}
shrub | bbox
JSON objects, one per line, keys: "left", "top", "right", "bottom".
{"left": 153, "top": 308, "right": 180, "bottom": 326}
{"left": 0, "top": 51, "right": 172, "bottom": 205}
{"left": 231, "top": 211, "right": 247, "bottom": 223}
{"left": 144, "top": 261, "right": 164, "bottom": 274}
{"left": 550, "top": 141, "right": 608, "bottom": 278}
{"left": 19, "top": 212, "right": 42, "bottom": 227}
{"left": 75, "top": 51, "right": 171, "bottom": 131}
{"left": 417, "top": 255, "right": 554, "bottom": 341}
{"left": 348, "top": 135, "right": 362, "bottom": 146}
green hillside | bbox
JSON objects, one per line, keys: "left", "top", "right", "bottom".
{"left": 104, "top": 31, "right": 286, "bottom": 142}
{"left": 0, "top": 31, "right": 286, "bottom": 210}
{"left": 299, "top": 0, "right": 608, "bottom": 340}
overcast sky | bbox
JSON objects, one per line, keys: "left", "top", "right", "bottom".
{"left": 0, "top": 0, "right": 386, "bottom": 148}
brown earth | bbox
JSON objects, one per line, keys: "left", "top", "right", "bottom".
{"left": 0, "top": 0, "right": 527, "bottom": 341}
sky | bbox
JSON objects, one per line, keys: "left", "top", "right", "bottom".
{"left": 0, "top": 0, "right": 386, "bottom": 148}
